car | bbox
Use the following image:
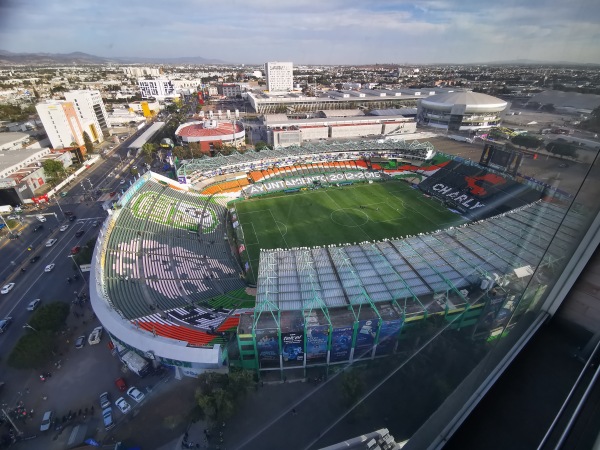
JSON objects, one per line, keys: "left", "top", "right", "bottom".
{"left": 60, "top": 192, "right": 68, "bottom": 197}
{"left": 74, "top": 335, "right": 85, "bottom": 349}
{"left": 92, "top": 220, "right": 99, "bottom": 227}
{"left": 109, "top": 191, "right": 116, "bottom": 197}
{"left": 102, "top": 407, "right": 115, "bottom": 431}
{"left": 558, "top": 163, "right": 569, "bottom": 168}
{"left": 115, "top": 397, "right": 131, "bottom": 414}
{"left": 68, "top": 215, "right": 77, "bottom": 222}
{"left": 59, "top": 225, "right": 69, "bottom": 232}
{"left": 99, "top": 392, "right": 111, "bottom": 409}
{"left": 120, "top": 179, "right": 126, "bottom": 185}
{"left": 30, "top": 256, "right": 40, "bottom": 264}
{"left": 36, "top": 215, "right": 46, "bottom": 222}
{"left": 44, "top": 263, "right": 55, "bottom": 272}
{"left": 27, "top": 299, "right": 41, "bottom": 311}
{"left": 33, "top": 224, "right": 44, "bottom": 232}
{"left": 1, "top": 283, "right": 15, "bottom": 294}
{"left": 45, "top": 239, "right": 57, "bottom": 247}
{"left": 126, "top": 387, "right": 145, "bottom": 403}
{"left": 88, "top": 326, "right": 103, "bottom": 345}
{"left": 70, "top": 246, "right": 81, "bottom": 255}
{"left": 0, "top": 317, "right": 12, "bottom": 333}
{"left": 115, "top": 377, "right": 127, "bottom": 392}
{"left": 75, "top": 230, "right": 85, "bottom": 237}
{"left": 64, "top": 211, "right": 73, "bottom": 217}
{"left": 39, "top": 410, "right": 54, "bottom": 432}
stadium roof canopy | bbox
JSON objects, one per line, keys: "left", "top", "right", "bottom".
{"left": 420, "top": 91, "right": 507, "bottom": 112}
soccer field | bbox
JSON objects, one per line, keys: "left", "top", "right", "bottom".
{"left": 233, "top": 180, "right": 464, "bottom": 282}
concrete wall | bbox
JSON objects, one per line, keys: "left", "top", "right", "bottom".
{"left": 330, "top": 123, "right": 382, "bottom": 138}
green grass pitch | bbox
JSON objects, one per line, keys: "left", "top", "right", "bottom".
{"left": 234, "top": 180, "right": 464, "bottom": 283}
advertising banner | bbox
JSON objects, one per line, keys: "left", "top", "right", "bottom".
{"left": 306, "top": 325, "right": 329, "bottom": 362}
{"left": 282, "top": 332, "right": 304, "bottom": 363}
{"left": 375, "top": 319, "right": 403, "bottom": 355}
{"left": 355, "top": 319, "right": 380, "bottom": 358}
{"left": 330, "top": 326, "right": 353, "bottom": 362}
{"left": 255, "top": 329, "right": 279, "bottom": 362}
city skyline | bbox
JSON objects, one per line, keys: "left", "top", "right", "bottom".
{"left": 0, "top": 0, "right": 599, "bottom": 65}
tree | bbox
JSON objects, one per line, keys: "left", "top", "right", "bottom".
{"left": 546, "top": 141, "right": 579, "bottom": 159}
{"left": 42, "top": 159, "right": 65, "bottom": 179}
{"left": 141, "top": 142, "right": 157, "bottom": 163}
{"left": 82, "top": 131, "right": 94, "bottom": 154}
{"left": 188, "top": 142, "right": 201, "bottom": 158}
{"left": 510, "top": 134, "right": 542, "bottom": 149}
{"left": 29, "top": 302, "right": 70, "bottom": 332}
{"left": 172, "top": 145, "right": 189, "bottom": 160}
{"left": 195, "top": 369, "right": 254, "bottom": 424}
{"left": 254, "top": 141, "right": 269, "bottom": 151}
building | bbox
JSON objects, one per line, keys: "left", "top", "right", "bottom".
{"left": 417, "top": 91, "right": 508, "bottom": 131}
{"left": 122, "top": 67, "right": 161, "bottom": 77}
{"left": 0, "top": 131, "right": 29, "bottom": 151}
{"left": 138, "top": 79, "right": 178, "bottom": 100}
{"left": 36, "top": 100, "right": 88, "bottom": 149}
{"left": 265, "top": 62, "right": 294, "bottom": 93}
{"left": 219, "top": 83, "right": 243, "bottom": 98}
{"left": 175, "top": 120, "right": 245, "bottom": 154}
{"left": 64, "top": 90, "right": 111, "bottom": 139}
{"left": 128, "top": 101, "right": 160, "bottom": 118}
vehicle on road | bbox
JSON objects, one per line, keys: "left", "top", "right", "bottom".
{"left": 30, "top": 256, "right": 40, "bottom": 263}
{"left": 33, "top": 224, "right": 44, "bottom": 232}
{"left": 40, "top": 410, "right": 54, "bottom": 431}
{"left": 59, "top": 225, "right": 69, "bottom": 232}
{"left": 0, "top": 317, "right": 12, "bottom": 332}
{"left": 115, "top": 377, "right": 127, "bottom": 392}
{"left": 64, "top": 211, "right": 73, "bottom": 217}
{"left": 44, "top": 263, "right": 55, "bottom": 272}
{"left": 102, "top": 407, "right": 115, "bottom": 430}
{"left": 99, "top": 392, "right": 111, "bottom": 409}
{"left": 27, "top": 299, "right": 41, "bottom": 311}
{"left": 70, "top": 246, "right": 81, "bottom": 255}
{"left": 115, "top": 397, "right": 131, "bottom": 414}
{"left": 126, "top": 387, "right": 145, "bottom": 403}
{"left": 36, "top": 215, "right": 46, "bottom": 222}
{"left": 68, "top": 215, "right": 77, "bottom": 222}
{"left": 74, "top": 335, "right": 85, "bottom": 349}
{"left": 60, "top": 192, "right": 68, "bottom": 197}
{"left": 120, "top": 179, "right": 126, "bottom": 185}
{"left": 45, "top": 239, "right": 57, "bottom": 247}
{"left": 75, "top": 230, "right": 85, "bottom": 237}
{"left": 92, "top": 220, "right": 99, "bottom": 227}
{"left": 88, "top": 326, "right": 103, "bottom": 345}
{"left": 1, "top": 283, "right": 15, "bottom": 294}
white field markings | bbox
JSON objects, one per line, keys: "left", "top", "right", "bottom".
{"left": 268, "top": 209, "right": 290, "bottom": 247}
{"left": 324, "top": 190, "right": 374, "bottom": 241}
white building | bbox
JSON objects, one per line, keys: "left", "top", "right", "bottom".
{"left": 36, "top": 101, "right": 91, "bottom": 149}
{"left": 138, "top": 79, "right": 178, "bottom": 100}
{"left": 64, "top": 90, "right": 111, "bottom": 139}
{"left": 123, "top": 67, "right": 161, "bottom": 77}
{"left": 265, "top": 62, "right": 293, "bottom": 93}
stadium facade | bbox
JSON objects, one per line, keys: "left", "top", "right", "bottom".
{"left": 417, "top": 91, "right": 508, "bottom": 131}
{"left": 90, "top": 139, "right": 585, "bottom": 383}
{"left": 175, "top": 120, "right": 245, "bottom": 154}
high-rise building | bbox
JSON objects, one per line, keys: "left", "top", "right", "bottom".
{"left": 64, "top": 90, "right": 111, "bottom": 139}
{"left": 36, "top": 101, "right": 87, "bottom": 149}
{"left": 265, "top": 62, "right": 293, "bottom": 93}
{"left": 138, "top": 79, "right": 177, "bottom": 100}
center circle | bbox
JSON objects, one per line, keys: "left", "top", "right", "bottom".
{"left": 330, "top": 208, "right": 370, "bottom": 227}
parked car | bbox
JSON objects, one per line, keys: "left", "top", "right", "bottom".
{"left": 74, "top": 335, "right": 85, "bottom": 349}
{"left": 27, "top": 299, "right": 41, "bottom": 311}
{"left": 59, "top": 225, "right": 69, "bottom": 232}
{"left": 115, "top": 377, "right": 127, "bottom": 392}
{"left": 75, "top": 230, "right": 85, "bottom": 237}
{"left": 45, "top": 239, "right": 57, "bottom": 247}
{"left": 126, "top": 387, "right": 145, "bottom": 403}
{"left": 102, "top": 407, "right": 115, "bottom": 430}
{"left": 39, "top": 410, "right": 54, "bottom": 432}
{"left": 44, "top": 263, "right": 55, "bottom": 273}
{"left": 88, "top": 326, "right": 103, "bottom": 345}
{"left": 115, "top": 397, "right": 131, "bottom": 414}
{"left": 99, "top": 392, "right": 111, "bottom": 409}
{"left": 0, "top": 317, "right": 12, "bottom": 333}
{"left": 1, "top": 283, "right": 15, "bottom": 294}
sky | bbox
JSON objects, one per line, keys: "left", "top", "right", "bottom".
{"left": 0, "top": 0, "right": 599, "bottom": 65}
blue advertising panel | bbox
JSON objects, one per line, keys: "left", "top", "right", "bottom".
{"left": 255, "top": 329, "right": 279, "bottom": 362}
{"left": 330, "top": 326, "right": 353, "bottom": 362}
{"left": 375, "top": 319, "right": 403, "bottom": 356}
{"left": 355, "top": 319, "right": 380, "bottom": 358}
{"left": 306, "top": 325, "right": 329, "bottom": 363}
{"left": 282, "top": 332, "right": 304, "bottom": 363}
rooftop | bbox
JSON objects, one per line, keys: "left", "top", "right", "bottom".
{"left": 176, "top": 121, "right": 242, "bottom": 138}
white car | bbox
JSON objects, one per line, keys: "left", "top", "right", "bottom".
{"left": 1, "top": 283, "right": 15, "bottom": 294}
{"left": 27, "top": 299, "right": 41, "bottom": 311}
{"left": 126, "top": 387, "right": 145, "bottom": 403}
{"left": 45, "top": 239, "right": 57, "bottom": 247}
{"left": 88, "top": 326, "right": 103, "bottom": 345}
{"left": 119, "top": 179, "right": 126, "bottom": 185}
{"left": 36, "top": 215, "right": 46, "bottom": 222}
{"left": 44, "top": 264, "right": 55, "bottom": 273}
{"left": 115, "top": 397, "right": 131, "bottom": 414}
{"left": 59, "top": 225, "right": 69, "bottom": 232}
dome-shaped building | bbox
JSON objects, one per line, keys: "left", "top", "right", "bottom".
{"left": 417, "top": 91, "right": 508, "bottom": 131}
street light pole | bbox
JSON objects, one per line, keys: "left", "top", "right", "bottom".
{"left": 0, "top": 215, "right": 15, "bottom": 237}
{"left": 23, "top": 323, "right": 37, "bottom": 332}
{"left": 70, "top": 255, "right": 87, "bottom": 286}
{"left": 55, "top": 197, "right": 66, "bottom": 220}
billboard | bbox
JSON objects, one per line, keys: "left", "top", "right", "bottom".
{"left": 375, "top": 319, "right": 403, "bottom": 355}
{"left": 330, "top": 326, "right": 353, "bottom": 362}
{"left": 255, "top": 329, "right": 279, "bottom": 362}
{"left": 354, "top": 319, "right": 380, "bottom": 358}
{"left": 306, "top": 325, "right": 329, "bottom": 362}
{"left": 282, "top": 332, "right": 304, "bottom": 363}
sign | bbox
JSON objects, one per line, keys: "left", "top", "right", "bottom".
{"left": 282, "top": 332, "right": 304, "bottom": 362}
{"left": 354, "top": 319, "right": 380, "bottom": 358}
{"left": 375, "top": 319, "right": 403, "bottom": 355}
{"left": 306, "top": 325, "right": 328, "bottom": 362}
{"left": 177, "top": 176, "right": 187, "bottom": 184}
{"left": 330, "top": 326, "right": 353, "bottom": 362}
{"left": 256, "top": 329, "right": 279, "bottom": 362}
{"left": 79, "top": 264, "right": 91, "bottom": 272}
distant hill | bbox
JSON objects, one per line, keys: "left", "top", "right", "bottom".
{"left": 0, "top": 50, "right": 228, "bottom": 65}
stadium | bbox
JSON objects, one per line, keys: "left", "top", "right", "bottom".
{"left": 90, "top": 139, "right": 583, "bottom": 379}
{"left": 417, "top": 91, "right": 508, "bottom": 131}
{"left": 175, "top": 119, "right": 245, "bottom": 155}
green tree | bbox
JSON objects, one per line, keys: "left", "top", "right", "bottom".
{"left": 42, "top": 159, "right": 65, "bottom": 179}
{"left": 141, "top": 142, "right": 157, "bottom": 163}
{"left": 82, "top": 131, "right": 94, "bottom": 154}
{"left": 188, "top": 142, "right": 201, "bottom": 158}
{"left": 254, "top": 141, "right": 269, "bottom": 151}
{"left": 172, "top": 145, "right": 189, "bottom": 160}
{"left": 510, "top": 134, "right": 542, "bottom": 149}
{"left": 29, "top": 302, "right": 70, "bottom": 332}
{"left": 546, "top": 141, "right": 579, "bottom": 159}
{"left": 8, "top": 331, "right": 55, "bottom": 369}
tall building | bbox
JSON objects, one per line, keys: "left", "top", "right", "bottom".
{"left": 138, "top": 79, "right": 177, "bottom": 100}
{"left": 265, "top": 61, "right": 293, "bottom": 93}
{"left": 64, "top": 90, "right": 110, "bottom": 139}
{"left": 36, "top": 101, "right": 87, "bottom": 149}
{"left": 122, "top": 67, "right": 161, "bottom": 77}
